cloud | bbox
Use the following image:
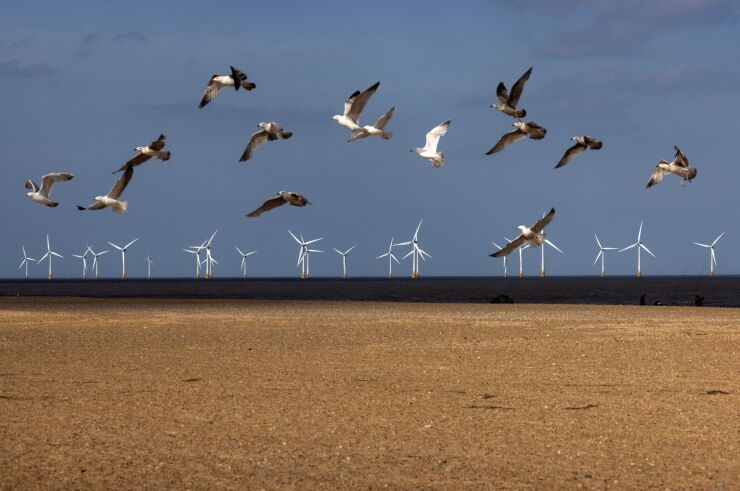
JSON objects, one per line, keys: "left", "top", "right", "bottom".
{"left": 112, "top": 31, "right": 149, "bottom": 43}
{"left": 80, "top": 33, "right": 102, "bottom": 45}
{"left": 0, "top": 59, "right": 58, "bottom": 78}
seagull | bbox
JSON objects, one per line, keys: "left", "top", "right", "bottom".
{"left": 77, "top": 166, "right": 134, "bottom": 213}
{"left": 246, "top": 191, "right": 311, "bottom": 217}
{"left": 646, "top": 145, "right": 697, "bottom": 188}
{"left": 411, "top": 120, "right": 451, "bottom": 168}
{"left": 239, "top": 122, "right": 293, "bottom": 162}
{"left": 198, "top": 66, "right": 256, "bottom": 108}
{"left": 331, "top": 81, "right": 380, "bottom": 134}
{"left": 489, "top": 208, "right": 556, "bottom": 257}
{"left": 486, "top": 120, "right": 547, "bottom": 155}
{"left": 114, "top": 134, "right": 170, "bottom": 173}
{"left": 349, "top": 106, "right": 394, "bottom": 142}
{"left": 555, "top": 136, "right": 603, "bottom": 169}
{"left": 25, "top": 173, "right": 74, "bottom": 207}
{"left": 490, "top": 67, "right": 532, "bottom": 118}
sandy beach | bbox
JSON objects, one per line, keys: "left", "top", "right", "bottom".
{"left": 0, "top": 298, "right": 737, "bottom": 489}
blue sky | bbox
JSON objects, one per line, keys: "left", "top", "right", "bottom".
{"left": 2, "top": 0, "right": 740, "bottom": 278}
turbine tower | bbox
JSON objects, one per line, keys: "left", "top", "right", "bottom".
{"left": 38, "top": 234, "right": 63, "bottom": 280}
{"left": 289, "top": 230, "right": 323, "bottom": 278}
{"left": 145, "top": 253, "right": 154, "bottom": 279}
{"left": 108, "top": 238, "right": 138, "bottom": 279}
{"left": 333, "top": 246, "right": 356, "bottom": 279}
{"left": 19, "top": 246, "right": 36, "bottom": 279}
{"left": 693, "top": 232, "right": 725, "bottom": 276}
{"left": 593, "top": 234, "right": 618, "bottom": 277}
{"left": 235, "top": 246, "right": 257, "bottom": 279}
{"left": 397, "top": 220, "right": 431, "bottom": 279}
{"left": 376, "top": 237, "right": 400, "bottom": 278}
{"left": 539, "top": 237, "right": 563, "bottom": 277}
{"left": 88, "top": 247, "right": 108, "bottom": 279}
{"left": 72, "top": 248, "right": 90, "bottom": 280}
{"left": 619, "top": 221, "right": 655, "bottom": 277}
{"left": 183, "top": 246, "right": 203, "bottom": 278}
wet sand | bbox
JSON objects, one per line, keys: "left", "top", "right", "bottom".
{"left": 1, "top": 298, "right": 738, "bottom": 489}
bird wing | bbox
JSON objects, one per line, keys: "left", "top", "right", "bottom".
{"left": 673, "top": 145, "right": 689, "bottom": 168}
{"left": 25, "top": 179, "right": 39, "bottom": 193}
{"left": 246, "top": 196, "right": 285, "bottom": 217}
{"left": 345, "top": 81, "right": 380, "bottom": 123}
{"left": 490, "top": 235, "right": 527, "bottom": 257}
{"left": 524, "top": 121, "right": 547, "bottom": 139}
{"left": 78, "top": 201, "right": 107, "bottom": 211}
{"left": 555, "top": 143, "right": 586, "bottom": 169}
{"left": 373, "top": 106, "right": 395, "bottom": 130}
{"left": 199, "top": 75, "right": 224, "bottom": 108}
{"left": 240, "top": 130, "right": 269, "bottom": 162}
{"left": 495, "top": 82, "right": 509, "bottom": 104}
{"left": 40, "top": 173, "right": 73, "bottom": 197}
{"left": 424, "top": 120, "right": 451, "bottom": 152}
{"left": 107, "top": 166, "right": 133, "bottom": 199}
{"left": 148, "top": 134, "right": 166, "bottom": 151}
{"left": 119, "top": 151, "right": 151, "bottom": 171}
{"left": 584, "top": 136, "right": 603, "bottom": 149}
{"left": 486, "top": 128, "right": 525, "bottom": 155}
{"left": 531, "top": 208, "right": 556, "bottom": 233}
{"left": 507, "top": 67, "right": 532, "bottom": 108}
{"left": 646, "top": 164, "right": 668, "bottom": 188}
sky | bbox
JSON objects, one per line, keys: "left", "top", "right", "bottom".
{"left": 2, "top": 0, "right": 740, "bottom": 278}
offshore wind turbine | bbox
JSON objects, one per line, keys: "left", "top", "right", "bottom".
{"left": 376, "top": 237, "right": 400, "bottom": 278}
{"left": 539, "top": 236, "right": 563, "bottom": 277}
{"left": 333, "top": 246, "right": 356, "bottom": 279}
{"left": 693, "top": 232, "right": 725, "bottom": 276}
{"left": 490, "top": 241, "right": 508, "bottom": 277}
{"left": 72, "top": 248, "right": 90, "bottom": 279}
{"left": 289, "top": 230, "right": 323, "bottom": 278}
{"left": 235, "top": 246, "right": 257, "bottom": 278}
{"left": 89, "top": 247, "right": 108, "bottom": 279}
{"left": 619, "top": 221, "right": 655, "bottom": 277}
{"left": 19, "top": 246, "right": 36, "bottom": 279}
{"left": 108, "top": 238, "right": 138, "bottom": 279}
{"left": 145, "top": 253, "right": 154, "bottom": 279}
{"left": 503, "top": 236, "right": 529, "bottom": 277}
{"left": 38, "top": 234, "right": 63, "bottom": 280}
{"left": 593, "top": 234, "right": 618, "bottom": 277}
{"left": 203, "top": 231, "right": 217, "bottom": 279}
{"left": 396, "top": 220, "right": 431, "bottom": 279}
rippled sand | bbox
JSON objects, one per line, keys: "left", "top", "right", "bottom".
{"left": 1, "top": 298, "right": 738, "bottom": 488}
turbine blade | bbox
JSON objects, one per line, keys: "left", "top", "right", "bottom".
{"left": 288, "top": 230, "right": 301, "bottom": 244}
{"left": 235, "top": 245, "right": 244, "bottom": 255}
{"left": 711, "top": 248, "right": 717, "bottom": 267}
{"left": 694, "top": 243, "right": 710, "bottom": 248}
{"left": 712, "top": 232, "right": 725, "bottom": 246}
{"left": 594, "top": 234, "right": 602, "bottom": 249}
{"left": 640, "top": 243, "right": 656, "bottom": 257}
{"left": 108, "top": 242, "right": 123, "bottom": 251}
{"left": 545, "top": 239, "right": 563, "bottom": 254}
{"left": 593, "top": 250, "right": 602, "bottom": 266}
{"left": 124, "top": 238, "right": 139, "bottom": 249}
{"left": 619, "top": 243, "right": 638, "bottom": 252}
{"left": 638, "top": 221, "right": 643, "bottom": 242}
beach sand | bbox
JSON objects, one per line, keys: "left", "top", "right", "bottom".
{"left": 0, "top": 298, "right": 737, "bottom": 489}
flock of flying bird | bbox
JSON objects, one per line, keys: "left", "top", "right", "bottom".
{"left": 22, "top": 64, "right": 701, "bottom": 274}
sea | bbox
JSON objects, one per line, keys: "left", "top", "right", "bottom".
{"left": 1, "top": 276, "right": 739, "bottom": 307}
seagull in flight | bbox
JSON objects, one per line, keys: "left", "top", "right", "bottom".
{"left": 25, "top": 173, "right": 74, "bottom": 207}
{"left": 490, "top": 67, "right": 532, "bottom": 118}
{"left": 331, "top": 81, "right": 380, "bottom": 134}
{"left": 490, "top": 208, "right": 556, "bottom": 257}
{"left": 411, "top": 120, "right": 451, "bottom": 167}
{"left": 114, "top": 134, "right": 170, "bottom": 173}
{"left": 555, "top": 136, "right": 603, "bottom": 169}
{"left": 246, "top": 191, "right": 311, "bottom": 217}
{"left": 77, "top": 166, "right": 134, "bottom": 213}
{"left": 350, "top": 106, "right": 394, "bottom": 142}
{"left": 240, "top": 122, "right": 293, "bottom": 162}
{"left": 199, "top": 66, "right": 256, "bottom": 108}
{"left": 646, "top": 145, "right": 697, "bottom": 188}
{"left": 486, "top": 120, "right": 547, "bottom": 155}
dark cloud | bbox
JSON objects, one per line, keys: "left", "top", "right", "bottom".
{"left": 112, "top": 31, "right": 149, "bottom": 43}
{"left": 0, "top": 59, "right": 58, "bottom": 78}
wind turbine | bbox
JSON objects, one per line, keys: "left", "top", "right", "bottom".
{"left": 491, "top": 241, "right": 508, "bottom": 277}
{"left": 38, "top": 234, "right": 63, "bottom": 280}
{"left": 333, "top": 246, "right": 356, "bottom": 279}
{"left": 593, "top": 234, "right": 618, "bottom": 277}
{"left": 89, "top": 247, "right": 108, "bottom": 279}
{"left": 235, "top": 246, "right": 257, "bottom": 279}
{"left": 183, "top": 246, "right": 203, "bottom": 279}
{"left": 693, "top": 232, "right": 725, "bottom": 276}
{"left": 203, "top": 231, "right": 217, "bottom": 279}
{"left": 19, "top": 246, "right": 36, "bottom": 279}
{"left": 619, "top": 221, "right": 655, "bottom": 277}
{"left": 504, "top": 236, "right": 529, "bottom": 277}
{"left": 108, "top": 238, "right": 138, "bottom": 279}
{"left": 72, "top": 248, "right": 90, "bottom": 279}
{"left": 376, "top": 237, "right": 400, "bottom": 278}
{"left": 289, "top": 230, "right": 323, "bottom": 278}
{"left": 539, "top": 237, "right": 563, "bottom": 277}
{"left": 397, "top": 220, "right": 431, "bottom": 279}
{"left": 145, "top": 253, "right": 155, "bottom": 279}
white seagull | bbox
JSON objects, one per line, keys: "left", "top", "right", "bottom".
{"left": 199, "top": 66, "right": 256, "bottom": 108}
{"left": 349, "top": 106, "right": 394, "bottom": 142}
{"left": 246, "top": 191, "right": 311, "bottom": 218}
{"left": 77, "top": 166, "right": 134, "bottom": 213}
{"left": 490, "top": 208, "right": 556, "bottom": 257}
{"left": 490, "top": 67, "right": 532, "bottom": 118}
{"left": 555, "top": 136, "right": 603, "bottom": 169}
{"left": 487, "top": 120, "right": 547, "bottom": 155}
{"left": 239, "top": 122, "right": 293, "bottom": 162}
{"left": 411, "top": 120, "right": 451, "bottom": 168}
{"left": 114, "top": 134, "right": 170, "bottom": 173}
{"left": 331, "top": 81, "right": 380, "bottom": 134}
{"left": 646, "top": 145, "right": 697, "bottom": 188}
{"left": 25, "top": 173, "right": 74, "bottom": 207}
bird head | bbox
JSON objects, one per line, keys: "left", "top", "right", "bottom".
{"left": 517, "top": 225, "right": 527, "bottom": 232}
{"left": 330, "top": 115, "right": 340, "bottom": 121}
{"left": 513, "top": 121, "right": 525, "bottom": 129}
{"left": 134, "top": 146, "right": 144, "bottom": 152}
{"left": 25, "top": 191, "right": 33, "bottom": 198}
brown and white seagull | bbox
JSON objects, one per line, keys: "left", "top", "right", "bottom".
{"left": 490, "top": 67, "right": 532, "bottom": 118}
{"left": 486, "top": 120, "right": 547, "bottom": 155}
{"left": 555, "top": 136, "right": 603, "bottom": 169}
{"left": 199, "top": 66, "right": 256, "bottom": 108}
{"left": 646, "top": 145, "right": 697, "bottom": 188}
{"left": 114, "top": 134, "right": 170, "bottom": 173}
{"left": 77, "top": 166, "right": 134, "bottom": 213}
{"left": 25, "top": 173, "right": 74, "bottom": 207}
{"left": 490, "top": 208, "right": 556, "bottom": 257}
{"left": 239, "top": 122, "right": 293, "bottom": 162}
{"left": 246, "top": 191, "right": 311, "bottom": 217}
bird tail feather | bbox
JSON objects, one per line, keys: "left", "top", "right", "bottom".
{"left": 114, "top": 200, "right": 128, "bottom": 213}
{"left": 381, "top": 131, "right": 393, "bottom": 140}
{"left": 158, "top": 151, "right": 171, "bottom": 161}
{"left": 513, "top": 109, "right": 526, "bottom": 118}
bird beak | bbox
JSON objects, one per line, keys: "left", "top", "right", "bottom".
{"left": 306, "top": 201, "right": 312, "bottom": 205}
